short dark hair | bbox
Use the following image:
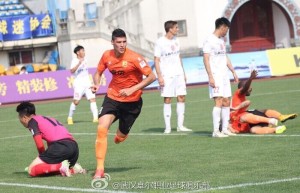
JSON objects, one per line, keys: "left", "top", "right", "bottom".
{"left": 112, "top": 28, "right": 126, "bottom": 41}
{"left": 164, "top": 20, "right": 177, "bottom": 33}
{"left": 16, "top": 102, "right": 36, "bottom": 117}
{"left": 73, "top": 45, "right": 84, "bottom": 54}
{"left": 215, "top": 17, "right": 230, "bottom": 29}
{"left": 21, "top": 66, "right": 26, "bottom": 71}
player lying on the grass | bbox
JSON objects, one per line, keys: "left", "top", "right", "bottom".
{"left": 229, "top": 70, "right": 297, "bottom": 134}
{"left": 16, "top": 102, "right": 86, "bottom": 177}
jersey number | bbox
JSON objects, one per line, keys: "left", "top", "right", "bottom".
{"left": 42, "top": 116, "right": 63, "bottom": 126}
{"left": 213, "top": 87, "right": 220, "bottom": 93}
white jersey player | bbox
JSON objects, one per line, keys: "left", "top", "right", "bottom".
{"left": 203, "top": 17, "right": 239, "bottom": 137}
{"left": 154, "top": 20, "right": 192, "bottom": 134}
{"left": 67, "top": 45, "right": 98, "bottom": 124}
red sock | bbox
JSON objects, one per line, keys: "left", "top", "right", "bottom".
{"left": 114, "top": 134, "right": 128, "bottom": 144}
{"left": 29, "top": 163, "right": 62, "bottom": 177}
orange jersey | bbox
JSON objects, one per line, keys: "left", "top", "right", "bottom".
{"left": 230, "top": 89, "right": 250, "bottom": 132}
{"left": 97, "top": 48, "right": 152, "bottom": 102}
{"left": 231, "top": 89, "right": 247, "bottom": 112}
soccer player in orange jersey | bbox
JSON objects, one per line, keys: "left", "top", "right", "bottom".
{"left": 91, "top": 28, "right": 156, "bottom": 178}
{"left": 230, "top": 70, "right": 297, "bottom": 134}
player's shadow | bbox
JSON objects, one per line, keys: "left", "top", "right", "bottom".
{"left": 89, "top": 166, "right": 140, "bottom": 176}
{"left": 191, "top": 131, "right": 213, "bottom": 137}
{"left": 67, "top": 120, "right": 91, "bottom": 124}
{"left": 142, "top": 127, "right": 167, "bottom": 133}
{"left": 142, "top": 128, "right": 211, "bottom": 136}
{"left": 13, "top": 171, "right": 60, "bottom": 178}
{"left": 13, "top": 171, "right": 28, "bottom": 177}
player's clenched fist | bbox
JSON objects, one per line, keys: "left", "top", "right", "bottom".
{"left": 90, "top": 85, "right": 99, "bottom": 93}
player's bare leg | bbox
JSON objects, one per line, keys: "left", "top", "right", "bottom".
{"left": 250, "top": 125, "right": 286, "bottom": 134}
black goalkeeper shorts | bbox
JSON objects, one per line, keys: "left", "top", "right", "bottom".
{"left": 39, "top": 139, "right": 79, "bottom": 167}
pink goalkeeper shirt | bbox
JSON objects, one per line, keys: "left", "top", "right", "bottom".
{"left": 28, "top": 115, "right": 74, "bottom": 143}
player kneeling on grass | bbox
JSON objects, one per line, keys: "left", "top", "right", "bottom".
{"left": 229, "top": 70, "right": 297, "bottom": 134}
{"left": 16, "top": 102, "right": 86, "bottom": 177}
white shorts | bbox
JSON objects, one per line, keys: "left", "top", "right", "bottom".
{"left": 209, "top": 76, "right": 232, "bottom": 99}
{"left": 161, "top": 74, "right": 187, "bottom": 97}
{"left": 73, "top": 85, "right": 95, "bottom": 101}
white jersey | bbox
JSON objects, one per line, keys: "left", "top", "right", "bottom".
{"left": 70, "top": 57, "right": 92, "bottom": 87}
{"left": 203, "top": 34, "right": 228, "bottom": 77}
{"left": 154, "top": 36, "right": 184, "bottom": 77}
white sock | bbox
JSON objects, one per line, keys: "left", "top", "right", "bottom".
{"left": 164, "top": 103, "right": 172, "bottom": 130}
{"left": 68, "top": 102, "right": 76, "bottom": 118}
{"left": 212, "top": 107, "right": 221, "bottom": 132}
{"left": 90, "top": 102, "right": 98, "bottom": 120}
{"left": 177, "top": 102, "right": 185, "bottom": 128}
{"left": 221, "top": 107, "right": 230, "bottom": 132}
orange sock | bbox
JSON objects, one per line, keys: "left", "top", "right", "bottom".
{"left": 242, "top": 113, "right": 270, "bottom": 124}
{"left": 114, "top": 134, "right": 128, "bottom": 144}
{"left": 29, "top": 163, "right": 61, "bottom": 177}
{"left": 95, "top": 126, "right": 108, "bottom": 170}
{"left": 264, "top": 109, "right": 281, "bottom": 119}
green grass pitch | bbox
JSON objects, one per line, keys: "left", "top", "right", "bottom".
{"left": 0, "top": 76, "right": 300, "bottom": 193}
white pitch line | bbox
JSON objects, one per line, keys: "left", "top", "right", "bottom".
{"left": 72, "top": 132, "right": 191, "bottom": 136}
{"left": 0, "top": 133, "right": 189, "bottom": 140}
{"left": 237, "top": 134, "right": 300, "bottom": 137}
{"left": 71, "top": 133, "right": 300, "bottom": 137}
{"left": 183, "top": 177, "right": 300, "bottom": 193}
{"left": 2, "top": 176, "right": 300, "bottom": 193}
{"left": 1, "top": 88, "right": 299, "bottom": 124}
{"left": 0, "top": 182, "right": 130, "bottom": 193}
{"left": 2, "top": 132, "right": 300, "bottom": 140}
{"left": 0, "top": 134, "right": 30, "bottom": 140}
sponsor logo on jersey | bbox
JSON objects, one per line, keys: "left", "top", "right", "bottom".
{"left": 163, "top": 50, "right": 180, "bottom": 57}
{"left": 122, "top": 61, "right": 128, "bottom": 68}
{"left": 111, "top": 70, "right": 125, "bottom": 75}
{"left": 139, "top": 60, "right": 146, "bottom": 68}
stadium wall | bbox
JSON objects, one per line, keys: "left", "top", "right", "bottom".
{"left": 1, "top": 47, "right": 300, "bottom": 104}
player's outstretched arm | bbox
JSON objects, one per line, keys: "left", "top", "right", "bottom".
{"left": 240, "top": 70, "right": 258, "bottom": 95}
